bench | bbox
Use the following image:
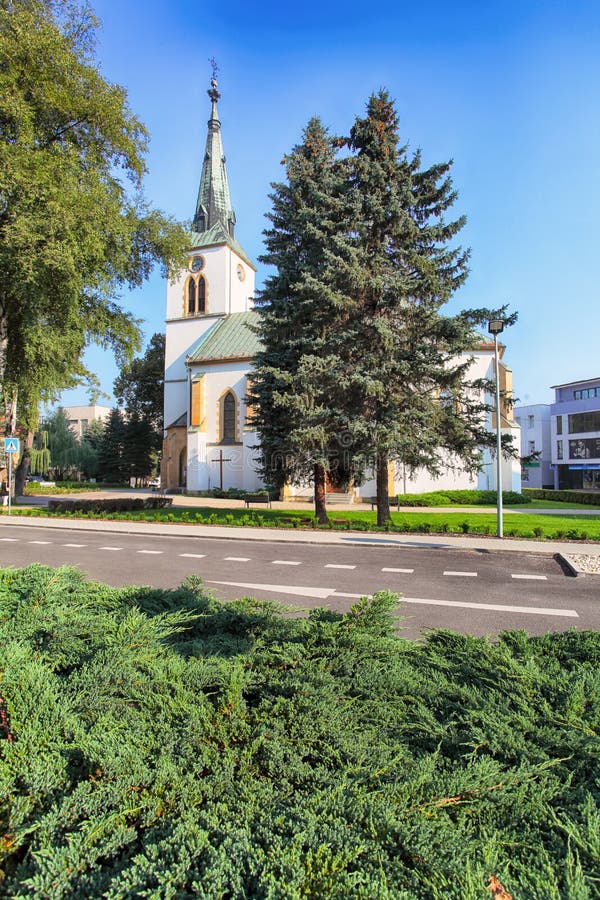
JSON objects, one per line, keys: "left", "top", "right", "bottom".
{"left": 370, "top": 498, "right": 401, "bottom": 511}
{"left": 244, "top": 493, "right": 272, "bottom": 508}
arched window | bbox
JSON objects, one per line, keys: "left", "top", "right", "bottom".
{"left": 197, "top": 276, "right": 206, "bottom": 313}
{"left": 187, "top": 279, "right": 196, "bottom": 315}
{"left": 222, "top": 391, "right": 236, "bottom": 443}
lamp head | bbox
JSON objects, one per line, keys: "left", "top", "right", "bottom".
{"left": 488, "top": 319, "right": 505, "bottom": 336}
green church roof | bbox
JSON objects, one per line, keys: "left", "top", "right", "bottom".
{"left": 189, "top": 224, "right": 256, "bottom": 270}
{"left": 193, "top": 78, "right": 236, "bottom": 236}
{"left": 189, "top": 77, "right": 255, "bottom": 270}
{"left": 187, "top": 311, "right": 262, "bottom": 364}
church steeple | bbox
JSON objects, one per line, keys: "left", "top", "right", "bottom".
{"left": 193, "top": 75, "right": 236, "bottom": 237}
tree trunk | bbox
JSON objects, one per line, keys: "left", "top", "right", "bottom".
{"left": 314, "top": 464, "right": 329, "bottom": 524}
{"left": 15, "top": 430, "right": 34, "bottom": 497}
{"left": 376, "top": 451, "right": 391, "bottom": 526}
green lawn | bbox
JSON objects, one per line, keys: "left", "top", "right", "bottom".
{"left": 10, "top": 503, "right": 600, "bottom": 541}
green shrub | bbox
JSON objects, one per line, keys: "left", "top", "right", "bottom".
{"left": 523, "top": 488, "right": 600, "bottom": 506}
{"left": 0, "top": 566, "right": 599, "bottom": 897}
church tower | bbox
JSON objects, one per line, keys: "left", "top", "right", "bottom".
{"left": 162, "top": 76, "right": 259, "bottom": 492}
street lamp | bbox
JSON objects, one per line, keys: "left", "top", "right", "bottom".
{"left": 488, "top": 318, "right": 505, "bottom": 537}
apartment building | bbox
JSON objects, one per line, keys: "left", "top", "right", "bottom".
{"left": 550, "top": 377, "right": 600, "bottom": 491}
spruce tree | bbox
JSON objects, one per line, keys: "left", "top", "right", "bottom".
{"left": 251, "top": 118, "right": 358, "bottom": 523}
{"left": 343, "top": 91, "right": 499, "bottom": 525}
{"left": 98, "top": 408, "right": 126, "bottom": 483}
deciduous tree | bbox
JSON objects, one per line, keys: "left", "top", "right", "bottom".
{"left": 0, "top": 0, "right": 187, "bottom": 483}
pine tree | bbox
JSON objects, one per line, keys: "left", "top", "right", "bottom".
{"left": 123, "top": 412, "right": 155, "bottom": 483}
{"left": 343, "top": 91, "right": 498, "bottom": 525}
{"left": 98, "top": 408, "right": 126, "bottom": 483}
{"left": 251, "top": 118, "right": 359, "bottom": 523}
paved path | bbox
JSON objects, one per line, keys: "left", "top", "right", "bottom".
{"left": 2, "top": 510, "right": 600, "bottom": 557}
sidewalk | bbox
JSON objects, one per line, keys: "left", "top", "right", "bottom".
{"left": 2, "top": 511, "right": 600, "bottom": 560}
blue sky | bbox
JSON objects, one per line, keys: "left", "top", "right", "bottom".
{"left": 59, "top": 0, "right": 600, "bottom": 409}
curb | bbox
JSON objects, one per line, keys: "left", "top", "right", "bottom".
{"left": 557, "top": 554, "right": 583, "bottom": 577}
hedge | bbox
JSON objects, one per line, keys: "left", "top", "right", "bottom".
{"left": 396, "top": 489, "right": 528, "bottom": 506}
{"left": 523, "top": 488, "right": 600, "bottom": 506}
{"left": 47, "top": 496, "right": 173, "bottom": 513}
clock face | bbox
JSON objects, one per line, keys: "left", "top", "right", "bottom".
{"left": 236, "top": 263, "right": 245, "bottom": 282}
{"left": 190, "top": 256, "right": 204, "bottom": 273}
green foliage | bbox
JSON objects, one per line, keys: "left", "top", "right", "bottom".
{"left": 0, "top": 0, "right": 187, "bottom": 430}
{"left": 396, "top": 489, "right": 529, "bottom": 506}
{"left": 113, "top": 333, "right": 165, "bottom": 455}
{"left": 524, "top": 488, "right": 600, "bottom": 507}
{"left": 0, "top": 566, "right": 599, "bottom": 897}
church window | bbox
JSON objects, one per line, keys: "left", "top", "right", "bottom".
{"left": 221, "top": 391, "right": 237, "bottom": 443}
{"left": 187, "top": 278, "right": 196, "bottom": 315}
{"left": 190, "top": 376, "right": 205, "bottom": 429}
{"left": 197, "top": 276, "right": 206, "bottom": 313}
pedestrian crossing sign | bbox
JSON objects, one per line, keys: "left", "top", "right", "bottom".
{"left": 4, "top": 437, "right": 19, "bottom": 454}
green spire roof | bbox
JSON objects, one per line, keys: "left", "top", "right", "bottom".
{"left": 193, "top": 78, "right": 236, "bottom": 237}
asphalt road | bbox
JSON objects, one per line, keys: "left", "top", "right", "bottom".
{"left": 0, "top": 522, "right": 598, "bottom": 638}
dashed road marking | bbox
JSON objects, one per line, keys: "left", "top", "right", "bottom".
{"left": 63, "top": 543, "right": 86, "bottom": 548}
{"left": 225, "top": 556, "right": 251, "bottom": 562}
{"left": 382, "top": 567, "right": 414, "bottom": 574}
{"left": 99, "top": 546, "right": 123, "bottom": 551}
{"left": 29, "top": 540, "right": 52, "bottom": 545}
{"left": 511, "top": 574, "right": 548, "bottom": 581}
{"left": 272, "top": 560, "right": 302, "bottom": 566}
{"left": 208, "top": 580, "right": 332, "bottom": 599}
{"left": 443, "top": 570, "right": 477, "bottom": 577}
{"left": 137, "top": 549, "right": 163, "bottom": 555}
{"left": 0, "top": 537, "right": 19, "bottom": 542}
{"left": 179, "top": 553, "right": 206, "bottom": 559}
{"left": 325, "top": 564, "right": 356, "bottom": 570}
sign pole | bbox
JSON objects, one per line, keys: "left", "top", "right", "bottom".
{"left": 7, "top": 449, "right": 12, "bottom": 516}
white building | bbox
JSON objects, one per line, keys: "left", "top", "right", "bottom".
{"left": 61, "top": 404, "right": 111, "bottom": 439}
{"left": 514, "top": 403, "right": 552, "bottom": 489}
{"left": 162, "top": 79, "right": 521, "bottom": 498}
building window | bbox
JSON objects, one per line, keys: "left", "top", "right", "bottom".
{"left": 568, "top": 411, "right": 600, "bottom": 434}
{"left": 557, "top": 440, "right": 563, "bottom": 460}
{"left": 221, "top": 391, "right": 237, "bottom": 444}
{"left": 574, "top": 387, "right": 599, "bottom": 400}
{"left": 569, "top": 437, "right": 600, "bottom": 459}
{"left": 528, "top": 440, "right": 536, "bottom": 454}
{"left": 190, "top": 377, "right": 205, "bottom": 429}
{"left": 528, "top": 415, "right": 535, "bottom": 428}
{"left": 521, "top": 468, "right": 529, "bottom": 482}
{"left": 198, "top": 276, "right": 206, "bottom": 313}
{"left": 186, "top": 278, "right": 196, "bottom": 315}
{"left": 556, "top": 415, "right": 562, "bottom": 435}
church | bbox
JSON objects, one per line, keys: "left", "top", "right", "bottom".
{"left": 162, "top": 79, "right": 521, "bottom": 498}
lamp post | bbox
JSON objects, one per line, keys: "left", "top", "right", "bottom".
{"left": 488, "top": 318, "right": 505, "bottom": 537}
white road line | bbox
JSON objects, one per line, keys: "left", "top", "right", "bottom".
{"left": 225, "top": 556, "right": 251, "bottom": 562}
{"left": 272, "top": 560, "right": 302, "bottom": 566}
{"left": 63, "top": 543, "right": 86, "bottom": 548}
{"left": 443, "top": 570, "right": 477, "bottom": 577}
{"left": 382, "top": 567, "right": 414, "bottom": 574}
{"left": 511, "top": 574, "right": 548, "bottom": 581}
{"left": 179, "top": 553, "right": 206, "bottom": 559}
{"left": 207, "top": 580, "right": 332, "bottom": 599}
{"left": 325, "top": 564, "right": 356, "bottom": 570}
{"left": 334, "top": 591, "right": 578, "bottom": 618}
{"left": 137, "top": 549, "right": 163, "bottom": 555}
{"left": 29, "top": 540, "right": 52, "bottom": 545}
{"left": 99, "top": 546, "right": 123, "bottom": 551}
{"left": 0, "top": 537, "right": 19, "bottom": 542}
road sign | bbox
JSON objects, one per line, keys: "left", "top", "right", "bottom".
{"left": 4, "top": 437, "right": 19, "bottom": 454}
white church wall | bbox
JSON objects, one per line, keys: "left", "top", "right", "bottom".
{"left": 186, "top": 360, "right": 256, "bottom": 491}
